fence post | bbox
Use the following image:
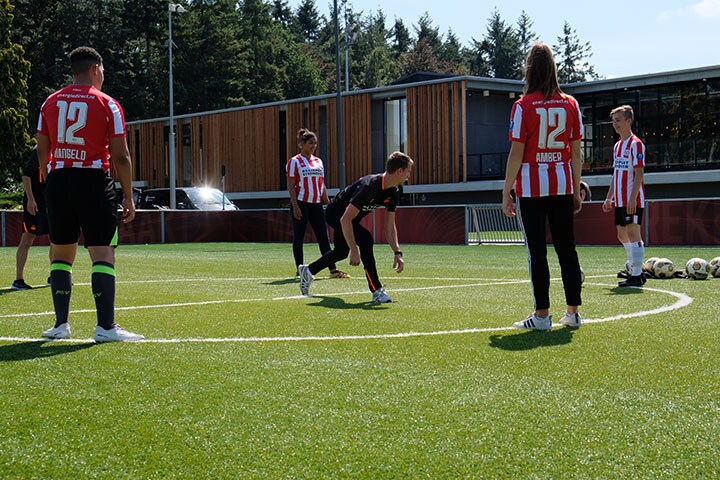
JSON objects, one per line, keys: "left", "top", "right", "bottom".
{"left": 1, "top": 211, "right": 5, "bottom": 247}
{"left": 644, "top": 200, "right": 650, "bottom": 246}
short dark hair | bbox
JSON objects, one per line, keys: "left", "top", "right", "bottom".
{"left": 579, "top": 181, "right": 591, "bottom": 201}
{"left": 69, "top": 47, "right": 103, "bottom": 75}
{"left": 386, "top": 151, "right": 413, "bottom": 173}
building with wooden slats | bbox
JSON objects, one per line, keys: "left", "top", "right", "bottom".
{"left": 125, "top": 66, "right": 720, "bottom": 207}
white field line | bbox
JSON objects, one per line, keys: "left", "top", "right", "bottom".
{"left": 0, "top": 281, "right": 693, "bottom": 344}
{"left": 26, "top": 274, "right": 615, "bottom": 287}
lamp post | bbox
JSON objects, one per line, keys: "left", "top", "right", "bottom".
{"left": 168, "top": 2, "right": 186, "bottom": 209}
{"left": 334, "top": 0, "right": 345, "bottom": 187}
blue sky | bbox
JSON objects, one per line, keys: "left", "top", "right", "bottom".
{"left": 289, "top": 0, "right": 719, "bottom": 78}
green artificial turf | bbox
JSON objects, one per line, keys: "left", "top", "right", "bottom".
{"left": 1, "top": 243, "right": 718, "bottom": 478}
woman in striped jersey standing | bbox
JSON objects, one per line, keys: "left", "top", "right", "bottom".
{"left": 287, "top": 128, "right": 349, "bottom": 279}
{"left": 501, "top": 43, "right": 585, "bottom": 331}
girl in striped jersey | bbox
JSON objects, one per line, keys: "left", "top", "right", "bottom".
{"left": 602, "top": 105, "right": 646, "bottom": 287}
{"left": 286, "top": 129, "right": 348, "bottom": 279}
{"left": 502, "top": 43, "right": 584, "bottom": 331}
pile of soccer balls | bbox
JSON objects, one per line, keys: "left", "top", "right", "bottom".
{"left": 639, "top": 256, "right": 720, "bottom": 280}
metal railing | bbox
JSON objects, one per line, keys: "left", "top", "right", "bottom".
{"left": 465, "top": 204, "right": 524, "bottom": 244}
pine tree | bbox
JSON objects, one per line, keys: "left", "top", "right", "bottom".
{"left": 390, "top": 18, "right": 411, "bottom": 59}
{"left": 296, "top": 0, "right": 321, "bottom": 42}
{"left": 516, "top": 10, "right": 537, "bottom": 56}
{"left": 414, "top": 12, "right": 442, "bottom": 55}
{"left": 553, "top": 21, "right": 599, "bottom": 83}
{"left": 173, "top": 0, "right": 248, "bottom": 113}
{"left": 481, "top": 9, "right": 521, "bottom": 79}
{"left": 0, "top": 0, "right": 31, "bottom": 185}
{"left": 439, "top": 29, "right": 465, "bottom": 74}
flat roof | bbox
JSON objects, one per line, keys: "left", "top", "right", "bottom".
{"left": 127, "top": 64, "right": 719, "bottom": 126}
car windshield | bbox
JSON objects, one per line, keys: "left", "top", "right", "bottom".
{"left": 184, "top": 188, "right": 234, "bottom": 210}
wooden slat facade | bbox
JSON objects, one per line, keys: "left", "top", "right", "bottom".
{"left": 406, "top": 80, "right": 466, "bottom": 184}
{"left": 126, "top": 82, "right": 464, "bottom": 192}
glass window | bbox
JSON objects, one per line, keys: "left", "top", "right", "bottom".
{"left": 385, "top": 99, "right": 406, "bottom": 158}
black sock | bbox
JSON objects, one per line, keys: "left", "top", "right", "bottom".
{"left": 50, "top": 261, "right": 73, "bottom": 327}
{"left": 92, "top": 262, "right": 116, "bottom": 330}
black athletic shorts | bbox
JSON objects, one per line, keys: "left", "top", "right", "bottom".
{"left": 23, "top": 210, "right": 49, "bottom": 236}
{"left": 45, "top": 168, "right": 118, "bottom": 246}
{"left": 614, "top": 206, "right": 644, "bottom": 227}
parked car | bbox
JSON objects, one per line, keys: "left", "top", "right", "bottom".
{"left": 137, "top": 187, "right": 238, "bottom": 210}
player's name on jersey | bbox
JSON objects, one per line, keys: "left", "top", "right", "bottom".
{"left": 53, "top": 148, "right": 88, "bottom": 161}
{"left": 536, "top": 152, "right": 564, "bottom": 163}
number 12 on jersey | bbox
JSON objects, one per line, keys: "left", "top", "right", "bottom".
{"left": 56, "top": 100, "right": 88, "bottom": 146}
{"left": 536, "top": 107, "right": 566, "bottom": 149}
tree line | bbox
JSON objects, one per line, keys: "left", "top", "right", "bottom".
{"left": 1, "top": 0, "right": 599, "bottom": 186}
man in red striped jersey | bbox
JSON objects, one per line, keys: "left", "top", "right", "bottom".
{"left": 502, "top": 43, "right": 584, "bottom": 331}
{"left": 36, "top": 46, "right": 143, "bottom": 342}
{"left": 602, "top": 105, "right": 646, "bottom": 287}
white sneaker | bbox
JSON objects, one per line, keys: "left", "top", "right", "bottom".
{"left": 298, "top": 265, "right": 314, "bottom": 296}
{"left": 559, "top": 311, "right": 582, "bottom": 328}
{"left": 371, "top": 287, "right": 392, "bottom": 303}
{"left": 94, "top": 324, "right": 145, "bottom": 343}
{"left": 512, "top": 313, "right": 552, "bottom": 331}
{"left": 42, "top": 323, "right": 71, "bottom": 339}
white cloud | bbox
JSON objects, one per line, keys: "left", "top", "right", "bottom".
{"left": 659, "top": 0, "right": 720, "bottom": 19}
{"left": 691, "top": 0, "right": 720, "bottom": 16}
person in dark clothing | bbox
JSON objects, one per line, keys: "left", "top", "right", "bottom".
{"left": 298, "top": 151, "right": 414, "bottom": 303}
{"left": 11, "top": 147, "right": 51, "bottom": 290}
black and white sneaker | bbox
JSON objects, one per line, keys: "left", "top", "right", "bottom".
{"left": 298, "top": 265, "right": 314, "bottom": 296}
{"left": 512, "top": 313, "right": 552, "bottom": 331}
{"left": 11, "top": 279, "right": 32, "bottom": 290}
{"left": 618, "top": 275, "right": 644, "bottom": 287}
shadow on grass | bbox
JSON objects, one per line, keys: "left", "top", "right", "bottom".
{"left": 306, "top": 295, "right": 387, "bottom": 311}
{"left": 263, "top": 278, "right": 298, "bottom": 286}
{"left": 0, "top": 341, "right": 96, "bottom": 362}
{"left": 489, "top": 327, "right": 576, "bottom": 351}
{"left": 0, "top": 285, "right": 50, "bottom": 296}
{"left": 607, "top": 286, "right": 645, "bottom": 295}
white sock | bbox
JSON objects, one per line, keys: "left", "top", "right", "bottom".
{"left": 622, "top": 242, "right": 633, "bottom": 268}
{"left": 631, "top": 241, "right": 645, "bottom": 276}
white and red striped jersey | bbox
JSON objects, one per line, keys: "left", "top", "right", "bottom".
{"left": 508, "top": 91, "right": 583, "bottom": 198}
{"left": 286, "top": 154, "right": 326, "bottom": 203}
{"left": 37, "top": 84, "right": 126, "bottom": 174}
{"left": 612, "top": 134, "right": 645, "bottom": 208}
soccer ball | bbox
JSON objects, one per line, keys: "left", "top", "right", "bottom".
{"left": 653, "top": 258, "right": 675, "bottom": 279}
{"left": 709, "top": 257, "right": 720, "bottom": 278}
{"left": 643, "top": 257, "right": 659, "bottom": 274}
{"left": 685, "top": 258, "right": 709, "bottom": 280}
{"left": 580, "top": 267, "right": 585, "bottom": 285}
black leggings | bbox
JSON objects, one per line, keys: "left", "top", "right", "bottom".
{"left": 518, "top": 195, "right": 582, "bottom": 310}
{"left": 291, "top": 201, "right": 335, "bottom": 271}
{"left": 309, "top": 208, "right": 381, "bottom": 292}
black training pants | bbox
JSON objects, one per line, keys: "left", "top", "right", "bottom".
{"left": 518, "top": 194, "right": 582, "bottom": 310}
{"left": 291, "top": 201, "right": 335, "bottom": 270}
{"left": 309, "top": 205, "right": 382, "bottom": 292}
